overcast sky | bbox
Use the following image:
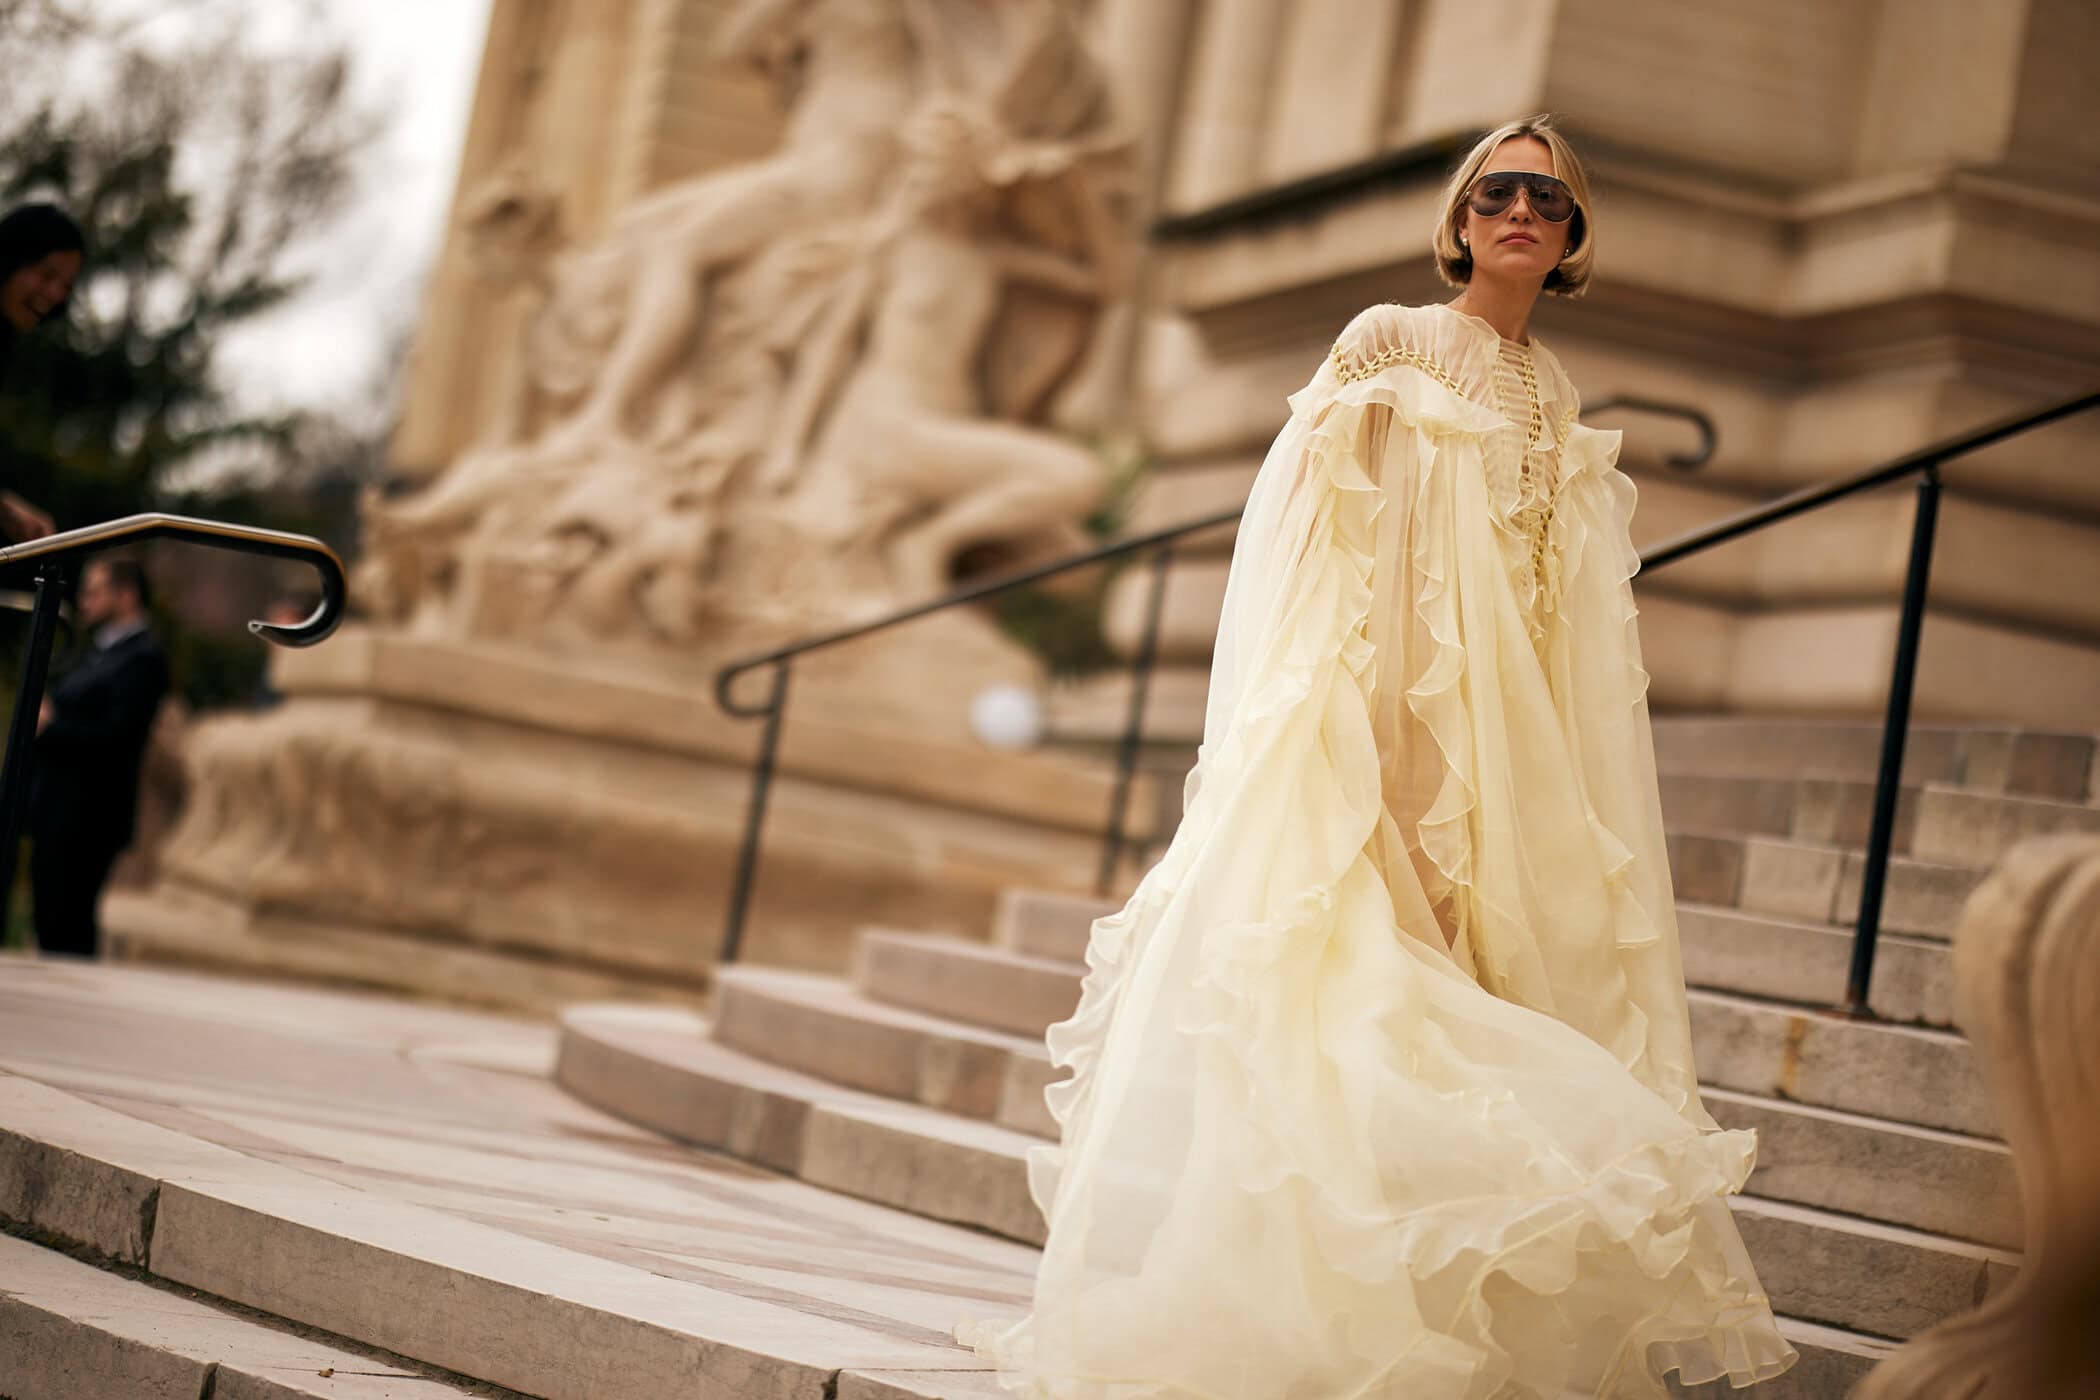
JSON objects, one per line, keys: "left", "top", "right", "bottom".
{"left": 212, "top": 0, "right": 494, "bottom": 425}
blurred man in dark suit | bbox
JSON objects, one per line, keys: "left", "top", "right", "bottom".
{"left": 29, "top": 556, "right": 170, "bottom": 956}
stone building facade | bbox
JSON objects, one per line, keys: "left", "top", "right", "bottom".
{"left": 104, "top": 0, "right": 2100, "bottom": 1006}
{"left": 1091, "top": 0, "right": 2100, "bottom": 741}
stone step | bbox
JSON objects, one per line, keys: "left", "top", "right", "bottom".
{"left": 854, "top": 933, "right": 1075, "bottom": 1037}
{"left": 986, "top": 799, "right": 2015, "bottom": 995}
{"left": 989, "top": 888, "right": 1123, "bottom": 963}
{"left": 709, "top": 964, "right": 1049, "bottom": 1134}
{"left": 1677, "top": 902, "right": 1951, "bottom": 1025}
{"left": 1910, "top": 784, "right": 2100, "bottom": 866}
{"left": 1688, "top": 990, "right": 1992, "bottom": 1138}
{"left": 1657, "top": 772, "right": 1924, "bottom": 850}
{"left": 1726, "top": 1196, "right": 2016, "bottom": 1342}
{"left": 707, "top": 940, "right": 2005, "bottom": 1243}
{"left": 854, "top": 928, "right": 1082, "bottom": 1039}
{"left": 846, "top": 928, "right": 1994, "bottom": 1137}
{"left": 1003, "top": 832, "right": 1982, "bottom": 982}
{"left": 1649, "top": 717, "right": 2097, "bottom": 804}
{"left": 560, "top": 1015, "right": 1895, "bottom": 1398}
{"left": 557, "top": 1003, "right": 1046, "bottom": 1244}
{"left": 556, "top": 1006, "right": 2011, "bottom": 1346}
{"left": 1668, "top": 830, "right": 1985, "bottom": 940}
{"left": 1043, "top": 666, "right": 1213, "bottom": 745}
{"left": 838, "top": 1318, "right": 1897, "bottom": 1400}
{"left": 1704, "top": 1088, "right": 2018, "bottom": 1251}
{"left": 1727, "top": 835, "right": 1983, "bottom": 940}
{"left": 0, "top": 1230, "right": 489, "bottom": 1400}
{"left": 0, "top": 1046, "right": 1031, "bottom": 1400}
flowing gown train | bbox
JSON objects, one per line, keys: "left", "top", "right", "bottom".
{"left": 954, "top": 302, "right": 1799, "bottom": 1399}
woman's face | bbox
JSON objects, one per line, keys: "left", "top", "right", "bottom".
{"left": 2, "top": 249, "right": 83, "bottom": 332}
{"left": 1458, "top": 136, "right": 1572, "bottom": 284}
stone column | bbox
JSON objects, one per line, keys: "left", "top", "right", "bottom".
{"left": 1260, "top": 0, "right": 1407, "bottom": 184}
{"left": 391, "top": 0, "right": 565, "bottom": 477}
{"left": 1164, "top": 0, "right": 1288, "bottom": 213}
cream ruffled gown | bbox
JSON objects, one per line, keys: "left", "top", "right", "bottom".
{"left": 954, "top": 302, "right": 1798, "bottom": 1399}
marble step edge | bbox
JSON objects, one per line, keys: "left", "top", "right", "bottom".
{"left": 983, "top": 794, "right": 2068, "bottom": 965}
{"left": 860, "top": 909, "right": 1955, "bottom": 1044}
{"left": 833, "top": 928, "right": 1996, "bottom": 1137}
{"left": 709, "top": 963, "right": 1050, "bottom": 1129}
{"left": 1674, "top": 900, "right": 1953, "bottom": 1028}
{"left": 1670, "top": 831, "right": 1984, "bottom": 940}
{"left": 0, "top": 1228, "right": 501, "bottom": 1400}
{"left": 1054, "top": 702, "right": 2098, "bottom": 810}
{"left": 853, "top": 928, "right": 1083, "bottom": 1040}
{"left": 852, "top": 1315, "right": 1899, "bottom": 1400}
{"left": 1671, "top": 774, "right": 2100, "bottom": 869}
{"left": 556, "top": 1002, "right": 1047, "bottom": 1246}
{"left": 983, "top": 894, "right": 1959, "bottom": 1024}
{"left": 626, "top": 967, "right": 2018, "bottom": 1248}
{"left": 1700, "top": 1087, "right": 2019, "bottom": 1252}
{"left": 553, "top": 1005, "right": 2016, "bottom": 1343}
{"left": 0, "top": 1073, "right": 972, "bottom": 1400}
{"left": 1646, "top": 717, "right": 2098, "bottom": 806}
{"left": 996, "top": 848, "right": 1982, "bottom": 973}
{"left": 1908, "top": 783, "right": 2100, "bottom": 866}
{"left": 1659, "top": 772, "right": 2100, "bottom": 849}
{"left": 24, "top": 1202, "right": 1881, "bottom": 1400}
{"left": 731, "top": 947, "right": 1995, "bottom": 1138}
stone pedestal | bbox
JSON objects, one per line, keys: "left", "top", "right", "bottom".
{"left": 106, "top": 623, "right": 1147, "bottom": 1011}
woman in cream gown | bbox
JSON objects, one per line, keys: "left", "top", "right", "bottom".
{"left": 955, "top": 117, "right": 1798, "bottom": 1399}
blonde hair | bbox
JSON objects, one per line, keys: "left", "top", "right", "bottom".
{"left": 1432, "top": 115, "right": 1596, "bottom": 299}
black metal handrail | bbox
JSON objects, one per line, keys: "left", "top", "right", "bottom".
{"left": 0, "top": 513, "right": 348, "bottom": 920}
{"left": 711, "top": 397, "right": 1715, "bottom": 966}
{"left": 714, "top": 383, "right": 2099, "bottom": 1014}
{"left": 1642, "top": 386, "right": 2100, "bottom": 1013}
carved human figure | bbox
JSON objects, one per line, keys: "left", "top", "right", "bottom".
{"left": 357, "top": 0, "right": 925, "bottom": 627}
{"left": 533, "top": 0, "right": 925, "bottom": 457}
{"left": 360, "top": 0, "right": 1132, "bottom": 639}
{"left": 783, "top": 25, "right": 1131, "bottom": 599}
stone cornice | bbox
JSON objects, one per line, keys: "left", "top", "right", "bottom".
{"left": 1152, "top": 155, "right": 2100, "bottom": 382}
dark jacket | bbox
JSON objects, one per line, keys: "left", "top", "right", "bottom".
{"left": 28, "top": 624, "right": 170, "bottom": 852}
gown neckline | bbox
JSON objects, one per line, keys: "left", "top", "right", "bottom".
{"left": 1440, "top": 300, "right": 1534, "bottom": 350}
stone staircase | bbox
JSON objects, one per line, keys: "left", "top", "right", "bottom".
{"left": 554, "top": 717, "right": 2100, "bottom": 1397}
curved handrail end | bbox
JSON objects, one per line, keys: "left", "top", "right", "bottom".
{"left": 249, "top": 606, "right": 342, "bottom": 649}
{"left": 1, "top": 511, "right": 349, "bottom": 650}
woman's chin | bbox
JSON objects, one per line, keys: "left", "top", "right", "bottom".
{"left": 1478, "top": 252, "right": 1562, "bottom": 285}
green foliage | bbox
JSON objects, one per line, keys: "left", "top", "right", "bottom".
{"left": 0, "top": 0, "right": 380, "bottom": 709}
{"left": 985, "top": 435, "right": 1154, "bottom": 679}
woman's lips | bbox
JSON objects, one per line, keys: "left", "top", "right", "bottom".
{"left": 1500, "top": 233, "right": 1537, "bottom": 245}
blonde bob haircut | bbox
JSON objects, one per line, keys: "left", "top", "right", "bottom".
{"left": 1432, "top": 115, "right": 1596, "bottom": 299}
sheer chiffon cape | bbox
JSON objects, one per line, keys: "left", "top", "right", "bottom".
{"left": 956, "top": 304, "right": 1797, "bottom": 1399}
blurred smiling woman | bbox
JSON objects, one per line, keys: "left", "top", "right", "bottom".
{"left": 958, "top": 115, "right": 1797, "bottom": 1399}
{"left": 0, "top": 201, "right": 86, "bottom": 542}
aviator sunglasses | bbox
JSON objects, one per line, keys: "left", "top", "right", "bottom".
{"left": 1465, "top": 170, "right": 1578, "bottom": 223}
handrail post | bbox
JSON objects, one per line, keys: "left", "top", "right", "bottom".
{"left": 0, "top": 563, "right": 72, "bottom": 931}
{"left": 1099, "top": 544, "right": 1173, "bottom": 894}
{"left": 719, "top": 660, "right": 791, "bottom": 966}
{"left": 1847, "top": 466, "right": 1942, "bottom": 1015}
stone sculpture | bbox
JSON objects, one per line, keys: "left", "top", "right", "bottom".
{"left": 1854, "top": 832, "right": 2100, "bottom": 1399}
{"left": 110, "top": 0, "right": 1140, "bottom": 996}
{"left": 359, "top": 0, "right": 1131, "bottom": 650}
